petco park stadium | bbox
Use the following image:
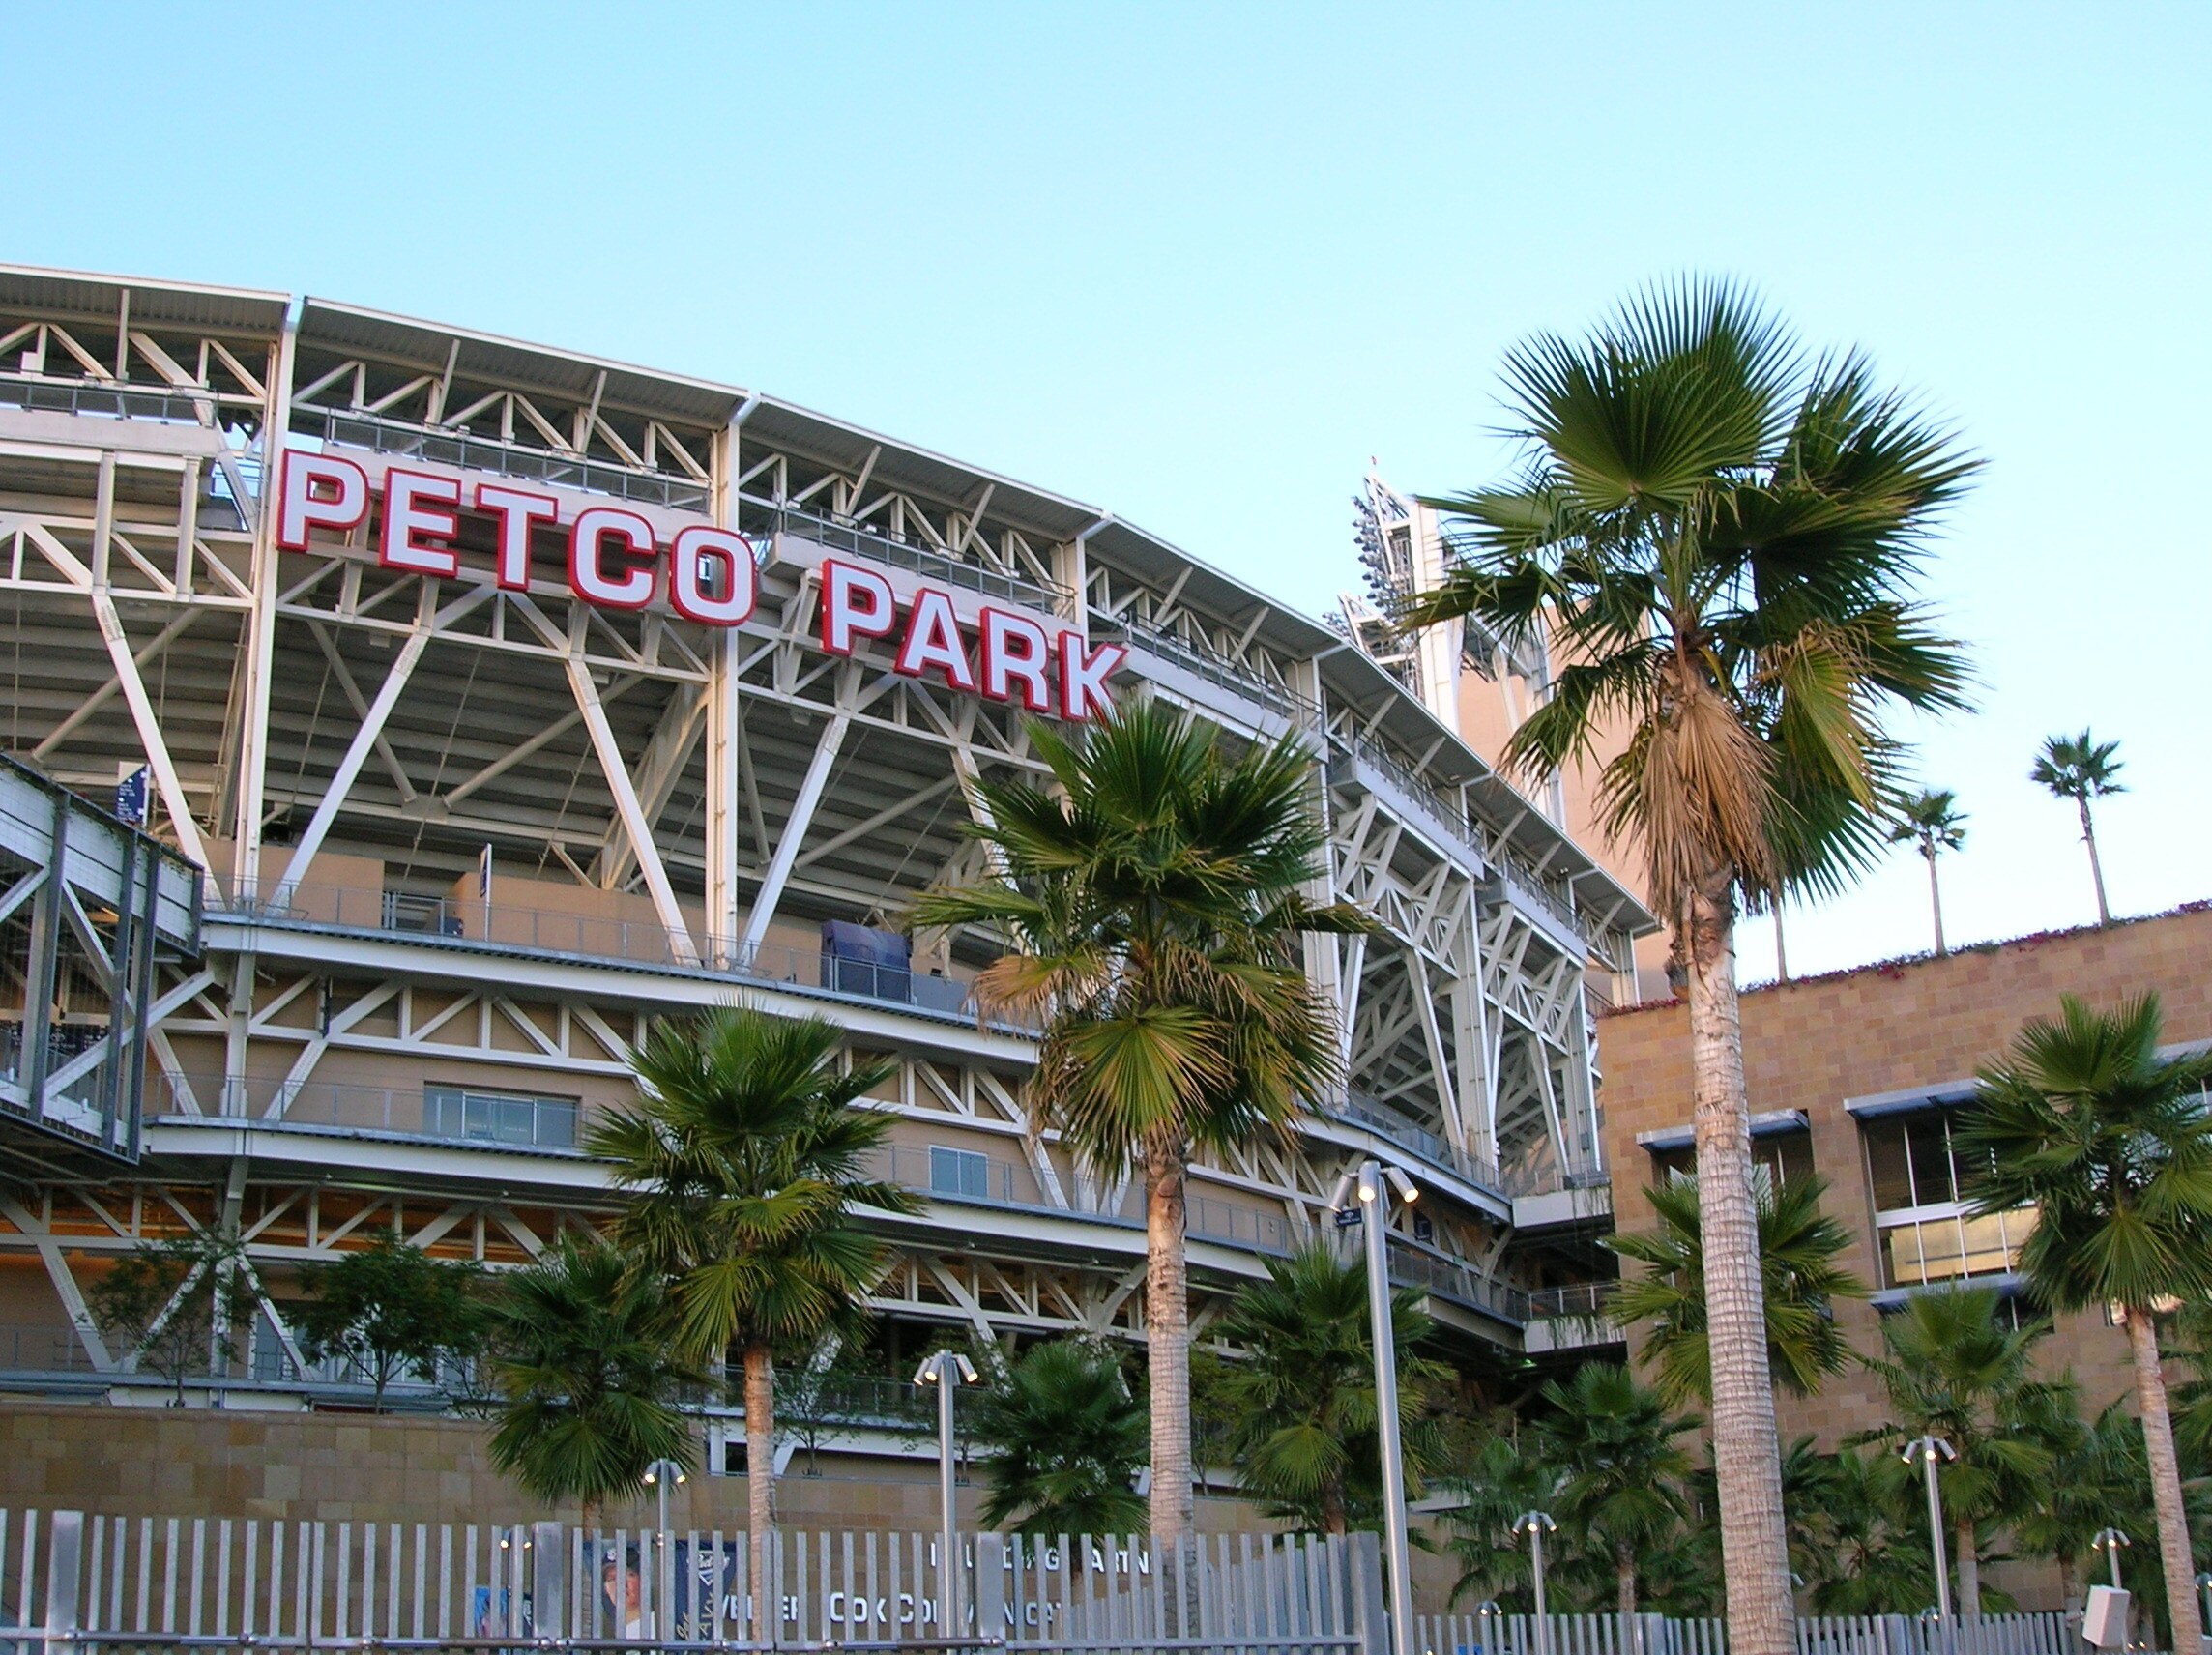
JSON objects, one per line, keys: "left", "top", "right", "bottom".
{"left": 0, "top": 264, "right": 1654, "bottom": 1435}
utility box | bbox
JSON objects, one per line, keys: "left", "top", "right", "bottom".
{"left": 2083, "top": 1585, "right": 2131, "bottom": 1648}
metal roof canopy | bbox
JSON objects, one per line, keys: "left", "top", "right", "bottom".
{"left": 0, "top": 265, "right": 290, "bottom": 337}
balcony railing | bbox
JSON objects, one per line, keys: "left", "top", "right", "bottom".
{"left": 1526, "top": 1282, "right": 1613, "bottom": 1320}
{"left": 1324, "top": 1090, "right": 1506, "bottom": 1197}
{"left": 1095, "top": 617, "right": 1313, "bottom": 722}
{"left": 155, "top": 1073, "right": 583, "bottom": 1153}
{"left": 309, "top": 408, "right": 712, "bottom": 512}
{"left": 0, "top": 372, "right": 227, "bottom": 425}
{"left": 209, "top": 883, "right": 1036, "bottom": 1033}
{"left": 1385, "top": 1237, "right": 1530, "bottom": 1322}
{"left": 741, "top": 494, "right": 1069, "bottom": 610}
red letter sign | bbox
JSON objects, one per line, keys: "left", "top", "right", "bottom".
{"left": 276, "top": 452, "right": 369, "bottom": 551}
{"left": 978, "top": 608, "right": 1054, "bottom": 712}
{"left": 568, "top": 507, "right": 657, "bottom": 609}
{"left": 379, "top": 470, "right": 463, "bottom": 576}
{"left": 475, "top": 483, "right": 559, "bottom": 591}
{"left": 894, "top": 588, "right": 978, "bottom": 692}
{"left": 670, "top": 526, "right": 757, "bottom": 625}
{"left": 1058, "top": 634, "right": 1127, "bottom": 723}
{"left": 821, "top": 560, "right": 896, "bottom": 655}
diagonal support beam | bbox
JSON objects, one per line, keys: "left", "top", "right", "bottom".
{"left": 565, "top": 655, "right": 702, "bottom": 966}
{"left": 93, "top": 593, "right": 211, "bottom": 874}
{"left": 739, "top": 710, "right": 850, "bottom": 957}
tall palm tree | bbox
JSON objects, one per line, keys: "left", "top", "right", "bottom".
{"left": 1887, "top": 789, "right": 1967, "bottom": 956}
{"left": 1607, "top": 1172, "right": 1866, "bottom": 1409}
{"left": 587, "top": 1005, "right": 917, "bottom": 1634}
{"left": 1400, "top": 280, "right": 1975, "bottom": 1655}
{"left": 2030, "top": 732, "right": 2123, "bottom": 925}
{"left": 911, "top": 703, "right": 1365, "bottom": 1542}
{"left": 1536, "top": 1363, "right": 1697, "bottom": 1619}
{"left": 970, "top": 1339, "right": 1149, "bottom": 1538}
{"left": 1208, "top": 1243, "right": 1447, "bottom": 1536}
{"left": 1861, "top": 1285, "right": 2054, "bottom": 1616}
{"left": 483, "top": 1234, "right": 703, "bottom": 1528}
{"left": 2011, "top": 1388, "right": 2143, "bottom": 1610}
{"left": 1444, "top": 1417, "right": 1557, "bottom": 1611}
{"left": 1963, "top": 992, "right": 2212, "bottom": 1652}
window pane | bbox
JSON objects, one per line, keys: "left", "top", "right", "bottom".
{"left": 1905, "top": 1117, "right": 1956, "bottom": 1205}
{"left": 1865, "top": 1120, "right": 1913, "bottom": 1210}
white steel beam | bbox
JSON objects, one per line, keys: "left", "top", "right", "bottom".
{"left": 738, "top": 708, "right": 851, "bottom": 957}
{"left": 565, "top": 653, "right": 702, "bottom": 966}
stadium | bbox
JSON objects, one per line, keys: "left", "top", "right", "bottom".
{"left": 0, "top": 263, "right": 1652, "bottom": 1466}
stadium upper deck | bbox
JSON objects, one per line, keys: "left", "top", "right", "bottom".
{"left": 0, "top": 263, "right": 1650, "bottom": 1406}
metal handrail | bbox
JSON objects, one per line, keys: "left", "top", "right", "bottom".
{"left": 741, "top": 494, "right": 1069, "bottom": 609}
{"left": 308, "top": 408, "right": 713, "bottom": 512}
{"left": 1092, "top": 617, "right": 1312, "bottom": 721}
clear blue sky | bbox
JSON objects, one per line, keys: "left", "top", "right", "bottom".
{"left": 11, "top": 3, "right": 2208, "bottom": 982}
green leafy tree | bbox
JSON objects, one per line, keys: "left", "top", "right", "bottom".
{"left": 1607, "top": 1173, "right": 1866, "bottom": 1408}
{"left": 774, "top": 1330, "right": 919, "bottom": 1475}
{"left": 87, "top": 1226, "right": 256, "bottom": 1406}
{"left": 1887, "top": 789, "right": 1967, "bottom": 957}
{"left": 2029, "top": 732, "right": 2124, "bottom": 925}
{"left": 911, "top": 703, "right": 1366, "bottom": 1542}
{"left": 1399, "top": 279, "right": 1974, "bottom": 1655}
{"left": 1535, "top": 1363, "right": 1696, "bottom": 1619}
{"left": 587, "top": 1004, "right": 916, "bottom": 1631}
{"left": 483, "top": 1233, "right": 702, "bottom": 1528}
{"left": 1963, "top": 992, "right": 2212, "bottom": 1650}
{"left": 1208, "top": 1243, "right": 1446, "bottom": 1536}
{"left": 1788, "top": 1442, "right": 1937, "bottom": 1615}
{"left": 970, "top": 1339, "right": 1148, "bottom": 1537}
{"left": 1860, "top": 1285, "right": 2053, "bottom": 1615}
{"left": 295, "top": 1234, "right": 485, "bottom": 1411}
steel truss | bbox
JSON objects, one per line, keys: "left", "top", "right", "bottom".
{"left": 0, "top": 266, "right": 1656, "bottom": 1408}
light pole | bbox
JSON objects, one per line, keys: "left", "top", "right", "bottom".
{"left": 916, "top": 1350, "right": 980, "bottom": 1633}
{"left": 2093, "top": 1527, "right": 2130, "bottom": 1590}
{"left": 642, "top": 1457, "right": 686, "bottom": 1637}
{"left": 1902, "top": 1437, "right": 1958, "bottom": 1622}
{"left": 1337, "top": 1158, "right": 1420, "bottom": 1650}
{"left": 1513, "top": 1512, "right": 1558, "bottom": 1655}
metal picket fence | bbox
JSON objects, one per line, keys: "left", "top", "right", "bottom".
{"left": 0, "top": 1509, "right": 1383, "bottom": 1655}
{"left": 1411, "top": 1611, "right": 2085, "bottom": 1655}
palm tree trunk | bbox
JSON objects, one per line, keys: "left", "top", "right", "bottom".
{"left": 2123, "top": 1306, "right": 2201, "bottom": 1653}
{"left": 1145, "top": 1129, "right": 1195, "bottom": 1544}
{"left": 1954, "top": 1516, "right": 1980, "bottom": 1618}
{"left": 1616, "top": 1542, "right": 1637, "bottom": 1619}
{"left": 2057, "top": 1554, "right": 2080, "bottom": 1613}
{"left": 2079, "top": 798, "right": 2110, "bottom": 926}
{"left": 743, "top": 1342, "right": 776, "bottom": 1643}
{"left": 1926, "top": 850, "right": 1947, "bottom": 957}
{"left": 1772, "top": 905, "right": 1789, "bottom": 982}
{"left": 1683, "top": 871, "right": 1794, "bottom": 1655}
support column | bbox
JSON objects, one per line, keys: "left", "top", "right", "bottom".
{"left": 739, "top": 710, "right": 850, "bottom": 958}
{"left": 232, "top": 311, "right": 298, "bottom": 899}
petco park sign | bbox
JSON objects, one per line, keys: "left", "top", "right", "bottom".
{"left": 278, "top": 451, "right": 1125, "bottom": 720}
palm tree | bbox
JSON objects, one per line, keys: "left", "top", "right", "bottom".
{"left": 2030, "top": 732, "right": 2124, "bottom": 925}
{"left": 2012, "top": 1388, "right": 2144, "bottom": 1610}
{"left": 587, "top": 1005, "right": 917, "bottom": 1633}
{"left": 1861, "top": 1285, "right": 2054, "bottom": 1616}
{"left": 1208, "top": 1243, "right": 1447, "bottom": 1536}
{"left": 1444, "top": 1417, "right": 1557, "bottom": 1611}
{"left": 1400, "top": 279, "right": 1975, "bottom": 1655}
{"left": 970, "top": 1339, "right": 1149, "bottom": 1537}
{"left": 1536, "top": 1363, "right": 1697, "bottom": 1619}
{"left": 1887, "top": 789, "right": 1967, "bottom": 956}
{"left": 1788, "top": 1442, "right": 1937, "bottom": 1615}
{"left": 483, "top": 1234, "right": 703, "bottom": 1528}
{"left": 911, "top": 703, "right": 1365, "bottom": 1542}
{"left": 1962, "top": 992, "right": 2212, "bottom": 1652}
{"left": 1607, "top": 1173, "right": 1866, "bottom": 1409}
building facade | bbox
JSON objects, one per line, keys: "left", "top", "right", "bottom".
{"left": 1596, "top": 904, "right": 2212, "bottom": 1451}
{"left": 0, "top": 265, "right": 1655, "bottom": 1466}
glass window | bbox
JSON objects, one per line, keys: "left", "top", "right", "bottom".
{"left": 424, "top": 1088, "right": 577, "bottom": 1150}
{"left": 929, "top": 1146, "right": 991, "bottom": 1202}
{"left": 1864, "top": 1118, "right": 1914, "bottom": 1210}
{"left": 1905, "top": 1116, "right": 1958, "bottom": 1206}
{"left": 1649, "top": 1130, "right": 1813, "bottom": 1188}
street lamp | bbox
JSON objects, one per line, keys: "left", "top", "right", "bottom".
{"left": 2092, "top": 1527, "right": 2130, "bottom": 1590}
{"left": 1512, "top": 1512, "right": 1558, "bottom": 1655}
{"left": 643, "top": 1458, "right": 687, "bottom": 1636}
{"left": 916, "top": 1350, "right": 980, "bottom": 1632}
{"left": 1337, "top": 1158, "right": 1420, "bottom": 1650}
{"left": 1902, "top": 1437, "right": 1959, "bottom": 1623}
